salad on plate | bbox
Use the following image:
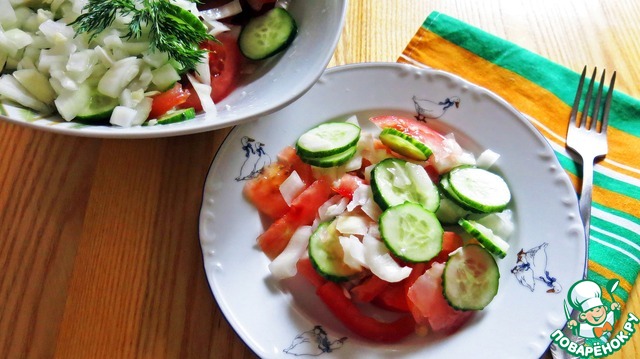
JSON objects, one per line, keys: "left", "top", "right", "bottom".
{"left": 0, "top": 0, "right": 296, "bottom": 127}
{"left": 243, "top": 114, "right": 516, "bottom": 342}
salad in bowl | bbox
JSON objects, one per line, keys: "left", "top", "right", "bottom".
{"left": 0, "top": 0, "right": 347, "bottom": 137}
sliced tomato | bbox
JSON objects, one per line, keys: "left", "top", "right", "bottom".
{"left": 430, "top": 231, "right": 464, "bottom": 264}
{"left": 317, "top": 281, "right": 415, "bottom": 343}
{"left": 350, "top": 275, "right": 388, "bottom": 303}
{"left": 373, "top": 281, "right": 411, "bottom": 312}
{"left": 406, "top": 262, "right": 473, "bottom": 333}
{"left": 278, "top": 146, "right": 315, "bottom": 186}
{"left": 149, "top": 83, "right": 191, "bottom": 119}
{"left": 370, "top": 115, "right": 466, "bottom": 174}
{"left": 370, "top": 115, "right": 446, "bottom": 152}
{"left": 206, "top": 32, "right": 241, "bottom": 103}
{"left": 180, "top": 32, "right": 242, "bottom": 111}
{"left": 257, "top": 180, "right": 333, "bottom": 259}
{"left": 332, "top": 174, "right": 365, "bottom": 200}
{"left": 297, "top": 257, "right": 327, "bottom": 288}
{"left": 243, "top": 161, "right": 293, "bottom": 220}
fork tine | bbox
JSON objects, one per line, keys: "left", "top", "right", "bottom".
{"left": 601, "top": 71, "right": 616, "bottom": 134}
{"left": 579, "top": 67, "right": 598, "bottom": 129}
{"left": 590, "top": 70, "right": 605, "bottom": 131}
{"left": 569, "top": 66, "right": 587, "bottom": 130}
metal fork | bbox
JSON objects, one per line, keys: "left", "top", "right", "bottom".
{"left": 547, "top": 67, "right": 616, "bottom": 359}
{"left": 566, "top": 66, "right": 616, "bottom": 274}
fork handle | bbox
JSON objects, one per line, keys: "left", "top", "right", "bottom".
{"left": 578, "top": 156, "right": 595, "bottom": 277}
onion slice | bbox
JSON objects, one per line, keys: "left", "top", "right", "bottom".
{"left": 200, "top": 0, "right": 243, "bottom": 21}
{"left": 268, "top": 226, "right": 313, "bottom": 279}
{"left": 363, "top": 234, "right": 411, "bottom": 283}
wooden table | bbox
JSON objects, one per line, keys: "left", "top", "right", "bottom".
{"left": 1, "top": 0, "right": 638, "bottom": 358}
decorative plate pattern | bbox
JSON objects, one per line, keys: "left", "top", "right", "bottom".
{"left": 199, "top": 63, "right": 586, "bottom": 358}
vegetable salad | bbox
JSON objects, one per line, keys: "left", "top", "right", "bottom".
{"left": 0, "top": 0, "right": 296, "bottom": 127}
{"left": 244, "top": 115, "right": 515, "bottom": 342}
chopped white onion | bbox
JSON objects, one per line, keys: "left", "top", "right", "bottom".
{"left": 336, "top": 214, "right": 370, "bottom": 236}
{"left": 471, "top": 209, "right": 514, "bottom": 239}
{"left": 200, "top": 0, "right": 242, "bottom": 21}
{"left": 187, "top": 73, "right": 217, "bottom": 115}
{"left": 318, "top": 195, "right": 348, "bottom": 221}
{"left": 363, "top": 234, "right": 411, "bottom": 283}
{"left": 476, "top": 149, "right": 501, "bottom": 169}
{"left": 279, "top": 170, "right": 305, "bottom": 206}
{"left": 339, "top": 235, "right": 366, "bottom": 270}
{"left": 268, "top": 226, "right": 313, "bottom": 279}
{"left": 204, "top": 19, "right": 231, "bottom": 37}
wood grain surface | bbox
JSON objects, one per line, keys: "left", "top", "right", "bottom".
{"left": 1, "top": 1, "right": 638, "bottom": 358}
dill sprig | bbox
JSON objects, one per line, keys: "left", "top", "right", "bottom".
{"left": 71, "top": 0, "right": 213, "bottom": 71}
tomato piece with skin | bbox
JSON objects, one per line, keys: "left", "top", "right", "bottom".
{"left": 206, "top": 32, "right": 241, "bottom": 103}
{"left": 149, "top": 83, "right": 191, "bottom": 119}
{"left": 180, "top": 32, "right": 242, "bottom": 110}
{"left": 257, "top": 180, "right": 333, "bottom": 259}
{"left": 407, "top": 262, "right": 473, "bottom": 333}
{"left": 278, "top": 146, "right": 315, "bottom": 186}
{"left": 243, "top": 161, "right": 293, "bottom": 220}
{"left": 316, "top": 281, "right": 416, "bottom": 343}
{"left": 332, "top": 173, "right": 365, "bottom": 200}
{"left": 296, "top": 257, "right": 327, "bottom": 288}
{"left": 430, "top": 231, "right": 464, "bottom": 264}
{"left": 350, "top": 275, "right": 388, "bottom": 303}
{"left": 370, "top": 115, "right": 469, "bottom": 174}
{"left": 373, "top": 281, "right": 411, "bottom": 312}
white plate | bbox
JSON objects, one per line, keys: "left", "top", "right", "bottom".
{"left": 199, "top": 63, "right": 586, "bottom": 359}
{"left": 0, "top": 1, "right": 347, "bottom": 138}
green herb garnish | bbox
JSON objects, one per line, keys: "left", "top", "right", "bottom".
{"left": 71, "top": 0, "right": 213, "bottom": 71}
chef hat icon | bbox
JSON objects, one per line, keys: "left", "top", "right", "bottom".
{"left": 568, "top": 280, "right": 604, "bottom": 312}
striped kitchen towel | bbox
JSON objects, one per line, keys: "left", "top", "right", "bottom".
{"left": 398, "top": 11, "right": 640, "bottom": 307}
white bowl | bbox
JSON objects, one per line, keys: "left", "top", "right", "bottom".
{"left": 0, "top": 1, "right": 348, "bottom": 138}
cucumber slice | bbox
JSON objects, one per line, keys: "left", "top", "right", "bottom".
{"left": 435, "top": 197, "right": 471, "bottom": 224}
{"left": 370, "top": 158, "right": 439, "bottom": 211}
{"left": 74, "top": 87, "right": 119, "bottom": 124}
{"left": 438, "top": 175, "right": 482, "bottom": 213}
{"left": 458, "top": 218, "right": 510, "bottom": 258}
{"left": 150, "top": 107, "right": 196, "bottom": 125}
{"left": 447, "top": 167, "right": 511, "bottom": 213}
{"left": 296, "top": 122, "right": 361, "bottom": 158}
{"left": 443, "top": 244, "right": 499, "bottom": 310}
{"left": 379, "top": 128, "right": 433, "bottom": 161}
{"left": 308, "top": 220, "right": 360, "bottom": 282}
{"left": 238, "top": 7, "right": 297, "bottom": 60}
{"left": 379, "top": 202, "right": 443, "bottom": 263}
{"left": 299, "top": 145, "right": 357, "bottom": 168}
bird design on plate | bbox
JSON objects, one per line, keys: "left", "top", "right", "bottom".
{"left": 235, "top": 136, "right": 272, "bottom": 181}
{"left": 412, "top": 95, "right": 460, "bottom": 121}
{"left": 511, "top": 242, "right": 562, "bottom": 293}
{"left": 283, "top": 326, "right": 347, "bottom": 356}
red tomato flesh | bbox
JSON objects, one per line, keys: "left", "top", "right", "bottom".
{"left": 316, "top": 281, "right": 416, "bottom": 343}
{"left": 243, "top": 161, "right": 293, "bottom": 220}
{"left": 149, "top": 83, "right": 190, "bottom": 119}
{"left": 350, "top": 275, "right": 388, "bottom": 303}
{"left": 406, "top": 262, "right": 473, "bottom": 333}
{"left": 257, "top": 180, "right": 333, "bottom": 259}
{"left": 180, "top": 32, "right": 242, "bottom": 111}
{"left": 296, "top": 257, "right": 327, "bottom": 288}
